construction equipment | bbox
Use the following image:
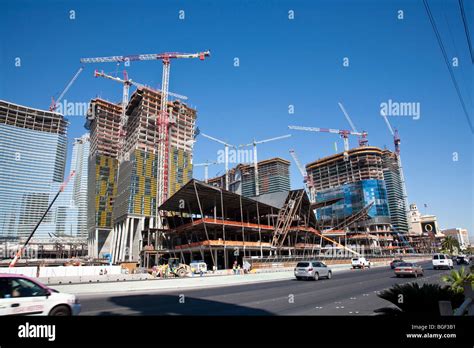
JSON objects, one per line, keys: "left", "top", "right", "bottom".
{"left": 337, "top": 102, "right": 368, "bottom": 147}
{"left": 238, "top": 134, "right": 291, "bottom": 196}
{"left": 50, "top": 67, "right": 84, "bottom": 111}
{"left": 200, "top": 133, "right": 236, "bottom": 190}
{"left": 288, "top": 125, "right": 365, "bottom": 161}
{"left": 80, "top": 50, "right": 211, "bottom": 218}
{"left": 93, "top": 69, "right": 188, "bottom": 162}
{"left": 193, "top": 161, "right": 217, "bottom": 183}
{"left": 9, "top": 171, "right": 76, "bottom": 268}
{"left": 271, "top": 190, "right": 306, "bottom": 252}
{"left": 167, "top": 257, "right": 191, "bottom": 277}
{"left": 289, "top": 149, "right": 315, "bottom": 202}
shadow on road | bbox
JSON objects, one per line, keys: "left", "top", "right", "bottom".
{"left": 92, "top": 294, "right": 274, "bottom": 316}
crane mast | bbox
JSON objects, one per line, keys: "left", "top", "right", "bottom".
{"left": 81, "top": 50, "right": 210, "bottom": 226}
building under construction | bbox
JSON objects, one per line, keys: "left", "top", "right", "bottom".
{"left": 85, "top": 98, "right": 122, "bottom": 257}
{"left": 306, "top": 146, "right": 402, "bottom": 253}
{"left": 208, "top": 158, "right": 291, "bottom": 198}
{"left": 111, "top": 87, "right": 196, "bottom": 263}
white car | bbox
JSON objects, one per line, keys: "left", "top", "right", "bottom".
{"left": 432, "top": 254, "right": 454, "bottom": 270}
{"left": 351, "top": 257, "right": 371, "bottom": 269}
{"left": 0, "top": 274, "right": 81, "bottom": 316}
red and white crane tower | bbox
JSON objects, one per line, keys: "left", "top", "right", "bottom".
{"left": 80, "top": 50, "right": 210, "bottom": 217}
{"left": 93, "top": 69, "right": 188, "bottom": 162}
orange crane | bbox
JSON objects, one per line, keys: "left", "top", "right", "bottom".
{"left": 80, "top": 50, "right": 211, "bottom": 214}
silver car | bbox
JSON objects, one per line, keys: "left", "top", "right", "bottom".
{"left": 294, "top": 261, "right": 332, "bottom": 281}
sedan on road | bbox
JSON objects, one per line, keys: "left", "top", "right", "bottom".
{"left": 294, "top": 261, "right": 332, "bottom": 281}
{"left": 0, "top": 274, "right": 81, "bottom": 316}
{"left": 394, "top": 263, "right": 424, "bottom": 278}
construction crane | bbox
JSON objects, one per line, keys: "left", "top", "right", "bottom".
{"left": 9, "top": 171, "right": 76, "bottom": 268}
{"left": 289, "top": 149, "right": 315, "bottom": 202}
{"left": 238, "top": 134, "right": 291, "bottom": 196}
{"left": 93, "top": 69, "right": 188, "bottom": 161}
{"left": 200, "top": 133, "right": 235, "bottom": 190}
{"left": 337, "top": 102, "right": 368, "bottom": 147}
{"left": 288, "top": 125, "right": 364, "bottom": 161}
{"left": 50, "top": 66, "right": 84, "bottom": 111}
{"left": 80, "top": 50, "right": 211, "bottom": 216}
{"left": 193, "top": 161, "right": 217, "bottom": 183}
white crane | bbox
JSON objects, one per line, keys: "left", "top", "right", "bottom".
{"left": 289, "top": 149, "right": 315, "bottom": 202}
{"left": 200, "top": 133, "right": 236, "bottom": 190}
{"left": 288, "top": 125, "right": 364, "bottom": 161}
{"left": 238, "top": 134, "right": 291, "bottom": 196}
{"left": 337, "top": 102, "right": 369, "bottom": 147}
{"left": 193, "top": 161, "right": 217, "bottom": 183}
{"left": 50, "top": 66, "right": 84, "bottom": 111}
{"left": 381, "top": 110, "right": 409, "bottom": 222}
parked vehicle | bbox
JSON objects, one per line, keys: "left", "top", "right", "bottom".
{"left": 0, "top": 274, "right": 81, "bottom": 316}
{"left": 351, "top": 257, "right": 371, "bottom": 269}
{"left": 394, "top": 262, "right": 424, "bottom": 278}
{"left": 294, "top": 261, "right": 332, "bottom": 281}
{"left": 390, "top": 258, "right": 405, "bottom": 269}
{"left": 432, "top": 254, "right": 454, "bottom": 270}
{"left": 190, "top": 261, "right": 208, "bottom": 274}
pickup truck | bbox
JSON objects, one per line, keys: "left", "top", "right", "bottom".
{"left": 351, "top": 257, "right": 371, "bottom": 269}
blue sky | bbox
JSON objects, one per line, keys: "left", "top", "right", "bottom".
{"left": 1, "top": 0, "right": 472, "bottom": 238}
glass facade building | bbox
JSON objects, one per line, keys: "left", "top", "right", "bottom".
{"left": 0, "top": 100, "right": 68, "bottom": 239}
{"left": 316, "top": 179, "right": 390, "bottom": 221}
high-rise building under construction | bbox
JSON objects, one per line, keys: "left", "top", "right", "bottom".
{"left": 381, "top": 150, "right": 409, "bottom": 235}
{"left": 208, "top": 158, "right": 291, "bottom": 198}
{"left": 306, "top": 147, "right": 397, "bottom": 252}
{"left": 86, "top": 98, "right": 122, "bottom": 257}
{"left": 111, "top": 87, "right": 196, "bottom": 263}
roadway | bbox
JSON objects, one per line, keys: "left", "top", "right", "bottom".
{"left": 78, "top": 261, "right": 459, "bottom": 315}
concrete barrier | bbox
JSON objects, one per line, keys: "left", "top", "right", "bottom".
{"left": 0, "top": 265, "right": 122, "bottom": 278}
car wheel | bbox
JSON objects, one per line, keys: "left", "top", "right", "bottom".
{"left": 396, "top": 274, "right": 400, "bottom": 278}
{"left": 296, "top": 276, "right": 302, "bottom": 280}
{"left": 49, "top": 305, "right": 71, "bottom": 316}
{"left": 313, "top": 272, "right": 319, "bottom": 281}
{"left": 327, "top": 271, "right": 332, "bottom": 279}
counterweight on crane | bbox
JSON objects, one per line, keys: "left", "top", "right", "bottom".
{"left": 80, "top": 50, "right": 210, "bottom": 223}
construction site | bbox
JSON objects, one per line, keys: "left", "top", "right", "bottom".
{"left": 0, "top": 49, "right": 444, "bottom": 271}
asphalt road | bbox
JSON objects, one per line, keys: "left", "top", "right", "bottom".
{"left": 79, "top": 261, "right": 460, "bottom": 316}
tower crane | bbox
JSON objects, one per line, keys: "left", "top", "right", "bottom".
{"left": 337, "top": 102, "right": 369, "bottom": 147}
{"left": 238, "top": 134, "right": 291, "bottom": 196}
{"left": 193, "top": 161, "right": 217, "bottom": 183}
{"left": 200, "top": 133, "right": 235, "bottom": 190}
{"left": 289, "top": 149, "right": 315, "bottom": 202}
{"left": 80, "top": 50, "right": 211, "bottom": 216}
{"left": 50, "top": 66, "right": 84, "bottom": 111}
{"left": 288, "top": 125, "right": 364, "bottom": 161}
{"left": 93, "top": 69, "right": 188, "bottom": 162}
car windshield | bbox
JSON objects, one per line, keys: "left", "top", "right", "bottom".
{"left": 352, "top": 258, "right": 359, "bottom": 261}
{"left": 296, "top": 262, "right": 310, "bottom": 267}
{"left": 398, "top": 263, "right": 413, "bottom": 267}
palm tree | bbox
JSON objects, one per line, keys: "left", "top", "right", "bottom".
{"left": 441, "top": 236, "right": 460, "bottom": 254}
{"left": 374, "top": 282, "right": 464, "bottom": 316}
{"left": 442, "top": 267, "right": 474, "bottom": 293}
